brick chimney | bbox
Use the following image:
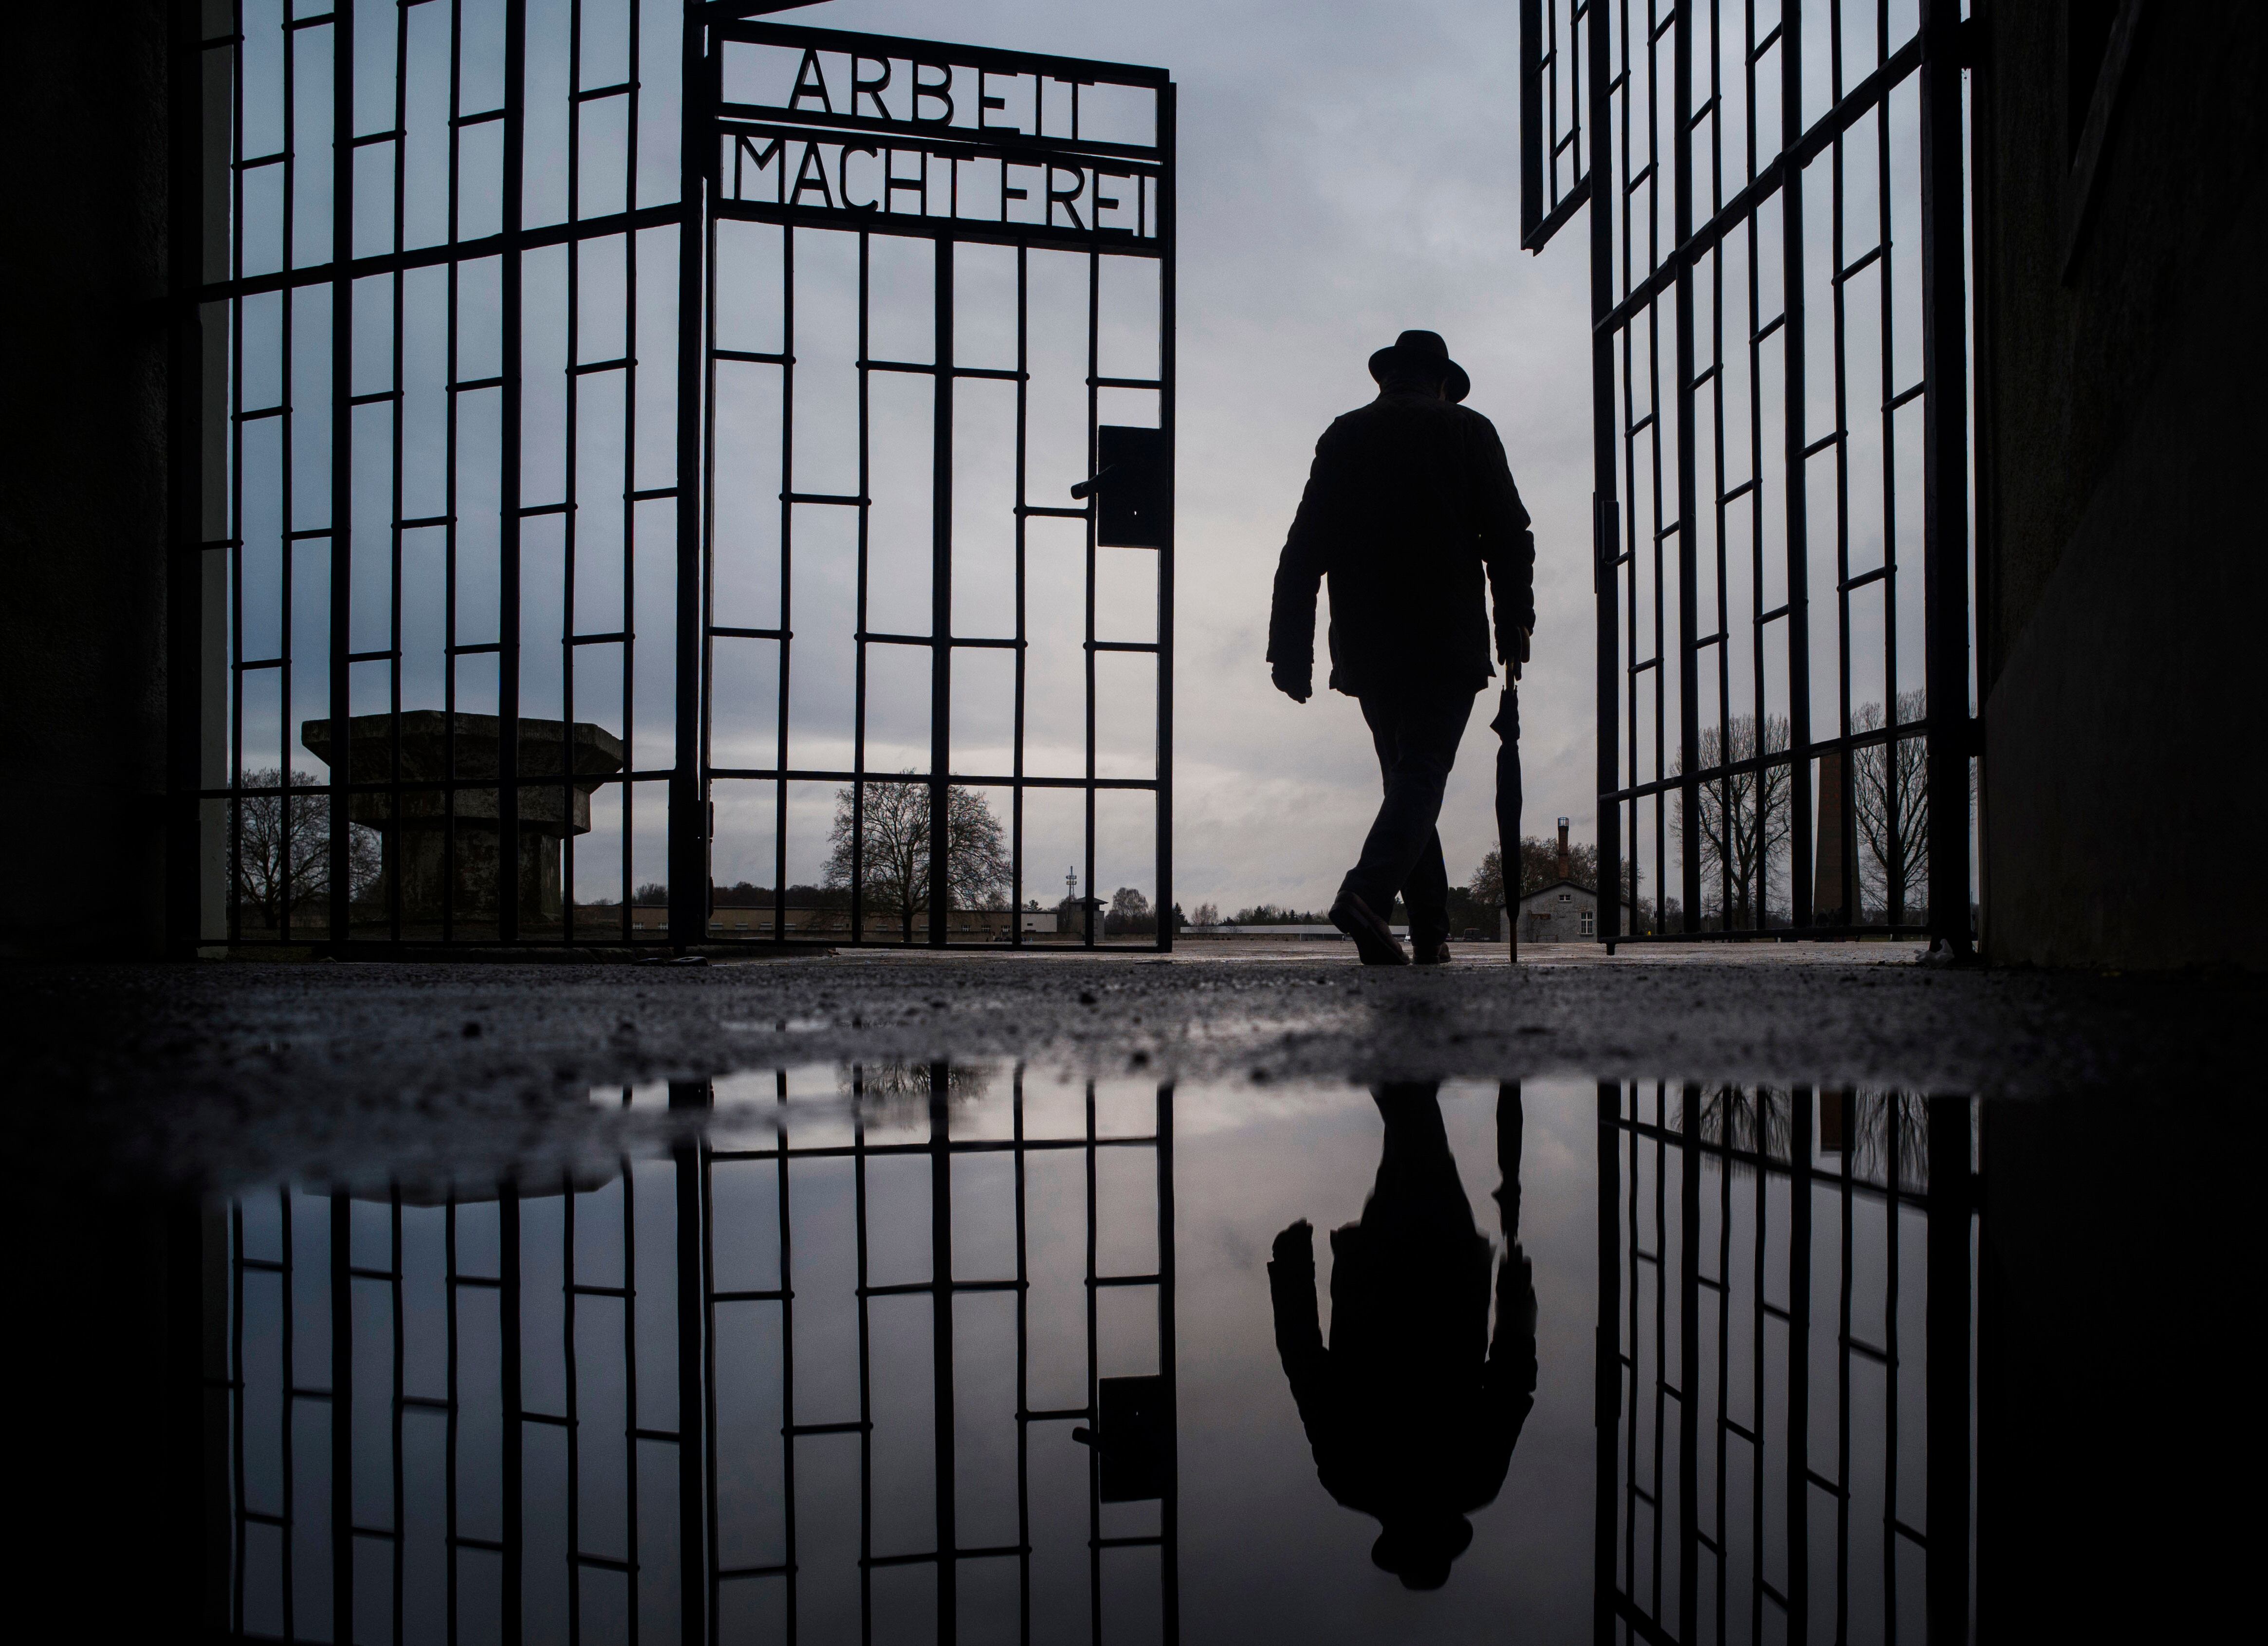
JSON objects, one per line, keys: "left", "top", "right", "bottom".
{"left": 1556, "top": 817, "right": 1571, "bottom": 883}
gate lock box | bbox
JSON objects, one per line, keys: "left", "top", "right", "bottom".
{"left": 1069, "top": 425, "right": 1167, "bottom": 548}
{"left": 1070, "top": 1374, "right": 1170, "bottom": 1501}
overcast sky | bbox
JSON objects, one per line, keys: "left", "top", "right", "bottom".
{"left": 806, "top": 0, "right": 1597, "bottom": 914}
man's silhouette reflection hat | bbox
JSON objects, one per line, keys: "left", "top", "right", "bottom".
{"left": 1372, "top": 1511, "right": 1476, "bottom": 1591}
{"left": 1367, "top": 329, "right": 1472, "bottom": 403}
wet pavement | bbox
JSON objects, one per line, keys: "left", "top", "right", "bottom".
{"left": 7, "top": 954, "right": 2258, "bottom": 1643}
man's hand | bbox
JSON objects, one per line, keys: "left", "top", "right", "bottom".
{"left": 1271, "top": 1219, "right": 1315, "bottom": 1271}
{"left": 1504, "top": 626, "right": 1532, "bottom": 682}
{"left": 1272, "top": 664, "right": 1312, "bottom": 703}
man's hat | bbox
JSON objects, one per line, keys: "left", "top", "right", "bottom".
{"left": 1371, "top": 1514, "right": 1476, "bottom": 1591}
{"left": 1367, "top": 329, "right": 1471, "bottom": 403}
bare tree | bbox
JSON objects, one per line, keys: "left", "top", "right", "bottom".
{"left": 1686, "top": 1087, "right": 1794, "bottom": 1167}
{"left": 1672, "top": 713, "right": 1793, "bottom": 928}
{"left": 1190, "top": 901, "right": 1220, "bottom": 927}
{"left": 947, "top": 790, "right": 1011, "bottom": 913}
{"left": 1850, "top": 690, "right": 1929, "bottom": 924}
{"left": 1678, "top": 1085, "right": 1930, "bottom": 1190}
{"left": 1525, "top": 836, "right": 1600, "bottom": 896}
{"left": 1518, "top": 837, "right": 1558, "bottom": 896}
{"left": 824, "top": 777, "right": 1010, "bottom": 942}
{"left": 235, "top": 767, "right": 382, "bottom": 930}
{"left": 1847, "top": 1090, "right": 1932, "bottom": 1194}
{"left": 1106, "top": 886, "right": 1155, "bottom": 937}
{"left": 840, "top": 1060, "right": 994, "bottom": 1103}
{"left": 1469, "top": 848, "right": 1505, "bottom": 911}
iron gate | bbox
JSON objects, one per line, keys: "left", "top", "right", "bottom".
{"left": 1520, "top": 0, "right": 1973, "bottom": 948}
{"left": 1592, "top": 1082, "right": 1972, "bottom": 1646}
{"left": 692, "top": 18, "right": 1177, "bottom": 950}
{"left": 179, "top": 0, "right": 1175, "bottom": 953}
{"left": 207, "top": 1067, "right": 1180, "bottom": 1643}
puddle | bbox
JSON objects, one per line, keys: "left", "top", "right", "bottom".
{"left": 31, "top": 1066, "right": 2240, "bottom": 1642}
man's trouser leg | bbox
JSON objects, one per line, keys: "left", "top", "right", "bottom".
{"left": 1342, "top": 690, "right": 1475, "bottom": 932}
{"left": 1402, "top": 814, "right": 1453, "bottom": 947}
{"left": 1365, "top": 1083, "right": 1477, "bottom": 1245}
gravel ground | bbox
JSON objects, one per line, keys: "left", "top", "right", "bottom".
{"left": 5, "top": 946, "right": 2255, "bottom": 1188}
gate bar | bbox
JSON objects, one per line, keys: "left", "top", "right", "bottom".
{"left": 931, "top": 246, "right": 955, "bottom": 946}
{"left": 1924, "top": 1092, "right": 1972, "bottom": 1642}
{"left": 1919, "top": 0, "right": 1974, "bottom": 955}
{"left": 671, "top": 2, "right": 711, "bottom": 947}
{"left": 1157, "top": 83, "right": 1179, "bottom": 950}
{"left": 1586, "top": 0, "right": 1619, "bottom": 945}
{"left": 497, "top": 0, "right": 528, "bottom": 944}
{"left": 325, "top": 1, "right": 354, "bottom": 946}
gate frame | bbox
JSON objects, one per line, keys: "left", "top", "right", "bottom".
{"left": 168, "top": 0, "right": 1173, "bottom": 956}
{"left": 1520, "top": 0, "right": 1973, "bottom": 953}
{"left": 675, "top": 12, "right": 1178, "bottom": 952}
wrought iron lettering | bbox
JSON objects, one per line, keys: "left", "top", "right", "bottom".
{"left": 721, "top": 128, "right": 1157, "bottom": 246}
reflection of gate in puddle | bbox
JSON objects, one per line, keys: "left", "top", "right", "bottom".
{"left": 215, "top": 1069, "right": 1177, "bottom": 1643}
{"left": 1595, "top": 1085, "right": 1971, "bottom": 1646}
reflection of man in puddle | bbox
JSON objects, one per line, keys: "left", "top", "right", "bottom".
{"left": 1268, "top": 1082, "right": 1538, "bottom": 1590}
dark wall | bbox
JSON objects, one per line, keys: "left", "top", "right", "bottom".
{"left": 1976, "top": 1091, "right": 2254, "bottom": 1642}
{"left": 9, "top": 1181, "right": 219, "bottom": 1640}
{"left": 0, "top": 3, "right": 177, "bottom": 959}
{"left": 1973, "top": 4, "right": 2268, "bottom": 967}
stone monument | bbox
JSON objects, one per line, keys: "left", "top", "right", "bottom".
{"left": 301, "top": 711, "right": 626, "bottom": 927}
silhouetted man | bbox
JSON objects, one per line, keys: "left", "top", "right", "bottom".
{"left": 1267, "top": 1082, "right": 1538, "bottom": 1590}
{"left": 1268, "top": 331, "right": 1536, "bottom": 964}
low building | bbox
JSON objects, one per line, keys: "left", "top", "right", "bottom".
{"left": 1180, "top": 923, "right": 1411, "bottom": 942}
{"left": 599, "top": 905, "right": 1057, "bottom": 939}
{"left": 1504, "top": 817, "right": 1600, "bottom": 943}
{"left": 1507, "top": 880, "right": 1599, "bottom": 944}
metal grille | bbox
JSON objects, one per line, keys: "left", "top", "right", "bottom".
{"left": 211, "top": 1067, "right": 1179, "bottom": 1642}
{"left": 695, "top": 19, "right": 1177, "bottom": 949}
{"left": 1521, "top": 0, "right": 1973, "bottom": 947}
{"left": 1592, "top": 1082, "right": 1971, "bottom": 1646}
{"left": 180, "top": 1, "right": 1175, "bottom": 952}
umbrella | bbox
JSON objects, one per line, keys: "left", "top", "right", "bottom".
{"left": 1491, "top": 683, "right": 1521, "bottom": 963}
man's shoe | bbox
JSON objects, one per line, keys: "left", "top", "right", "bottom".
{"left": 1412, "top": 936, "right": 1453, "bottom": 965}
{"left": 1330, "top": 892, "right": 1409, "bottom": 966}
